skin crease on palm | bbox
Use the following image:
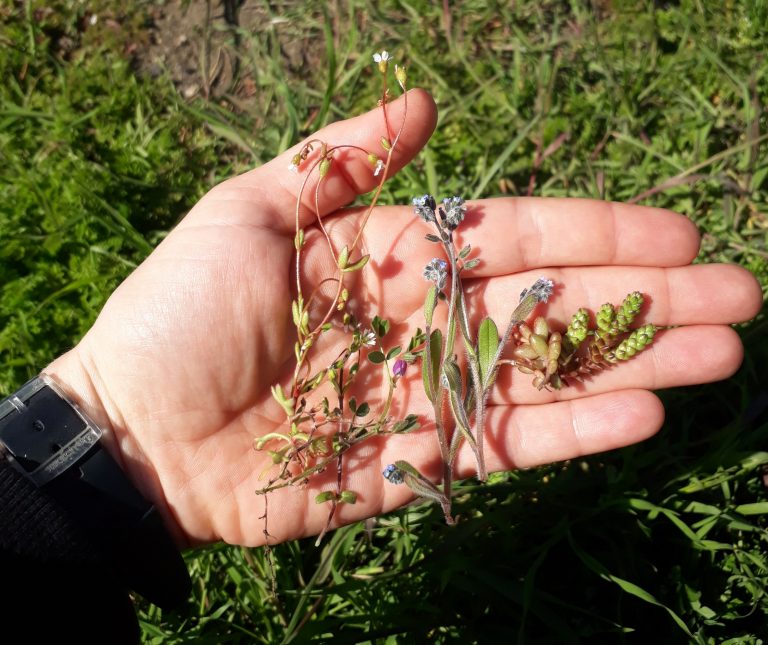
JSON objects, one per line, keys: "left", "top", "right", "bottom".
{"left": 44, "top": 89, "right": 762, "bottom": 550}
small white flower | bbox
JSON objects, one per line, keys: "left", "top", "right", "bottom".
{"left": 373, "top": 51, "right": 390, "bottom": 64}
{"left": 362, "top": 329, "right": 377, "bottom": 347}
{"left": 288, "top": 162, "right": 298, "bottom": 174}
{"left": 373, "top": 159, "right": 385, "bottom": 177}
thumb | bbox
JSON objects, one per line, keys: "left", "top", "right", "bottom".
{"left": 195, "top": 88, "right": 437, "bottom": 232}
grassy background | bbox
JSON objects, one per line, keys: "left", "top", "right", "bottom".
{"left": 2, "top": 0, "right": 768, "bottom": 642}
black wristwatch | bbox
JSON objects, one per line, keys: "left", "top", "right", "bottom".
{"left": 0, "top": 375, "right": 191, "bottom": 608}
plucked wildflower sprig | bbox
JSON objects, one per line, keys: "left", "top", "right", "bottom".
{"left": 392, "top": 192, "right": 557, "bottom": 519}
{"left": 379, "top": 191, "right": 657, "bottom": 523}
{"left": 255, "top": 52, "right": 660, "bottom": 544}
{"left": 508, "top": 292, "right": 658, "bottom": 391}
{"left": 254, "top": 51, "right": 424, "bottom": 547}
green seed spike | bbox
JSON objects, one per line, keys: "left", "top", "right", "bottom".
{"left": 610, "top": 291, "right": 644, "bottom": 335}
{"left": 614, "top": 324, "right": 656, "bottom": 360}
{"left": 596, "top": 303, "right": 616, "bottom": 337}
{"left": 565, "top": 308, "right": 590, "bottom": 351}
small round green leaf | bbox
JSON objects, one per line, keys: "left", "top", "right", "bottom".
{"left": 368, "top": 350, "right": 386, "bottom": 364}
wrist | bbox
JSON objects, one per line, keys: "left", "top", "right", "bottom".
{"left": 1, "top": 361, "right": 192, "bottom": 607}
{"left": 44, "top": 345, "right": 188, "bottom": 549}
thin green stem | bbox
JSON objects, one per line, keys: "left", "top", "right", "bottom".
{"left": 304, "top": 82, "right": 408, "bottom": 344}
{"left": 376, "top": 360, "right": 397, "bottom": 427}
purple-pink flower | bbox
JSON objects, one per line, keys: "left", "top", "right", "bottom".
{"left": 393, "top": 359, "right": 407, "bottom": 377}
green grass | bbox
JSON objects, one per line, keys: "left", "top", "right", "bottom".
{"left": 2, "top": 0, "right": 768, "bottom": 642}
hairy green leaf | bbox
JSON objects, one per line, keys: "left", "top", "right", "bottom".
{"left": 424, "top": 285, "right": 438, "bottom": 326}
{"left": 477, "top": 317, "right": 499, "bottom": 388}
{"left": 422, "top": 328, "right": 443, "bottom": 403}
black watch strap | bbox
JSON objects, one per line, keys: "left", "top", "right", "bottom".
{"left": 0, "top": 375, "right": 191, "bottom": 608}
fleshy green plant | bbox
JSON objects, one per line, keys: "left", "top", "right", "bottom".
{"left": 255, "top": 52, "right": 658, "bottom": 539}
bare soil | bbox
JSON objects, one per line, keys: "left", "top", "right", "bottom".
{"left": 132, "top": 0, "right": 323, "bottom": 103}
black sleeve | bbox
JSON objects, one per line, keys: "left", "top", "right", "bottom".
{"left": 0, "top": 460, "right": 140, "bottom": 644}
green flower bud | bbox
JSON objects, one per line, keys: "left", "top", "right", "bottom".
{"left": 441, "top": 358, "right": 463, "bottom": 396}
{"left": 337, "top": 245, "right": 349, "bottom": 270}
{"left": 395, "top": 64, "right": 407, "bottom": 89}
{"left": 294, "top": 228, "right": 305, "bottom": 250}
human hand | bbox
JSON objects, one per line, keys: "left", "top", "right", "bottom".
{"left": 45, "top": 90, "right": 762, "bottom": 548}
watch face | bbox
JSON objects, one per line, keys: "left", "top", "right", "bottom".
{"left": 0, "top": 377, "right": 102, "bottom": 485}
{"left": 0, "top": 378, "right": 189, "bottom": 608}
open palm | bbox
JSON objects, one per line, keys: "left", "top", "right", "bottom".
{"left": 46, "top": 90, "right": 761, "bottom": 548}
